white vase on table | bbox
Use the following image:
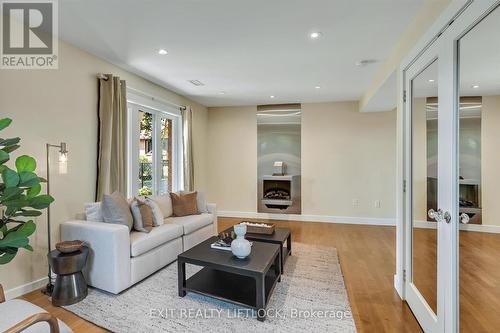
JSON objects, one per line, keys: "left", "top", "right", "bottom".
{"left": 231, "top": 224, "right": 251, "bottom": 259}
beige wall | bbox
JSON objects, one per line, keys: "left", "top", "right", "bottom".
{"left": 207, "top": 106, "right": 257, "bottom": 212}
{"left": 207, "top": 102, "right": 397, "bottom": 219}
{"left": 301, "top": 102, "right": 396, "bottom": 218}
{"left": 0, "top": 40, "right": 207, "bottom": 292}
{"left": 481, "top": 95, "right": 500, "bottom": 226}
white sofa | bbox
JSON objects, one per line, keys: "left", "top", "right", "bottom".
{"left": 61, "top": 202, "right": 217, "bottom": 294}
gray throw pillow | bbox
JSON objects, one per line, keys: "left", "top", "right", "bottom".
{"left": 102, "top": 191, "right": 133, "bottom": 231}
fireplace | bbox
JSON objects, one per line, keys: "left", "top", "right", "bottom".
{"left": 260, "top": 175, "right": 300, "bottom": 212}
{"left": 262, "top": 178, "right": 292, "bottom": 209}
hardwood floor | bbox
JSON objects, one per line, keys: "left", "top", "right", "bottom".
{"left": 20, "top": 217, "right": 500, "bottom": 332}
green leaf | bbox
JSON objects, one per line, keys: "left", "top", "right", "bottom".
{"left": 29, "top": 195, "right": 54, "bottom": 209}
{"left": 18, "top": 220, "right": 36, "bottom": 237}
{"left": 18, "top": 171, "right": 40, "bottom": 187}
{"left": 2, "top": 144, "right": 19, "bottom": 153}
{"left": 0, "top": 118, "right": 12, "bottom": 131}
{"left": 0, "top": 187, "right": 23, "bottom": 202}
{"left": 2, "top": 197, "right": 29, "bottom": 209}
{"left": 23, "top": 244, "right": 33, "bottom": 251}
{"left": 0, "top": 250, "right": 17, "bottom": 264}
{"left": 0, "top": 138, "right": 20, "bottom": 147}
{"left": 0, "top": 150, "right": 9, "bottom": 164}
{"left": 15, "top": 155, "right": 36, "bottom": 173}
{"left": 2, "top": 169, "right": 19, "bottom": 187}
{"left": 13, "top": 210, "right": 42, "bottom": 217}
{"left": 5, "top": 206, "right": 19, "bottom": 216}
{"left": 27, "top": 184, "right": 41, "bottom": 199}
{"left": 0, "top": 230, "right": 29, "bottom": 248}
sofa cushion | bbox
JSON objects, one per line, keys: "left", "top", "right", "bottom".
{"left": 181, "top": 191, "right": 208, "bottom": 213}
{"left": 145, "top": 198, "right": 164, "bottom": 226}
{"left": 130, "top": 223, "right": 183, "bottom": 257}
{"left": 165, "top": 213, "right": 213, "bottom": 235}
{"left": 84, "top": 202, "right": 103, "bottom": 222}
{"left": 148, "top": 194, "right": 173, "bottom": 218}
{"left": 131, "top": 197, "right": 153, "bottom": 233}
{"left": 170, "top": 191, "right": 199, "bottom": 217}
{"left": 0, "top": 299, "right": 73, "bottom": 333}
{"left": 102, "top": 192, "right": 133, "bottom": 231}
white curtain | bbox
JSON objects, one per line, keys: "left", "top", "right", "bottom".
{"left": 182, "top": 106, "right": 194, "bottom": 191}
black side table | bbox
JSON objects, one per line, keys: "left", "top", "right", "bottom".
{"left": 47, "top": 246, "right": 89, "bottom": 306}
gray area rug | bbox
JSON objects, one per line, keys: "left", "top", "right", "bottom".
{"left": 64, "top": 243, "right": 356, "bottom": 332}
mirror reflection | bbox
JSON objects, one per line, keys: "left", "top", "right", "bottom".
{"left": 411, "top": 60, "right": 438, "bottom": 314}
{"left": 458, "top": 6, "right": 500, "bottom": 332}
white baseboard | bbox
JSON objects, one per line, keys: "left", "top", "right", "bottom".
{"left": 414, "top": 220, "right": 500, "bottom": 233}
{"left": 5, "top": 277, "right": 48, "bottom": 300}
{"left": 218, "top": 211, "right": 397, "bottom": 226}
{"left": 394, "top": 274, "right": 404, "bottom": 299}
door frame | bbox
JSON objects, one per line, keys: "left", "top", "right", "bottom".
{"left": 398, "top": 0, "right": 500, "bottom": 332}
{"left": 403, "top": 43, "right": 446, "bottom": 333}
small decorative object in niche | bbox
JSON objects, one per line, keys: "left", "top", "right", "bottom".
{"left": 273, "top": 161, "right": 285, "bottom": 176}
{"left": 231, "top": 224, "right": 252, "bottom": 259}
{"left": 241, "top": 221, "right": 276, "bottom": 235}
{"left": 55, "top": 240, "right": 84, "bottom": 253}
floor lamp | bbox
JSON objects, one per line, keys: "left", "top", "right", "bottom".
{"left": 42, "top": 142, "right": 68, "bottom": 296}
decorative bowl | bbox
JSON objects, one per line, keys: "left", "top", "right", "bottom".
{"left": 56, "top": 240, "right": 84, "bottom": 253}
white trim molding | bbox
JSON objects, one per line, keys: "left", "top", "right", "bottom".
{"left": 218, "top": 211, "right": 396, "bottom": 226}
{"left": 4, "top": 277, "right": 48, "bottom": 300}
{"left": 414, "top": 220, "right": 500, "bottom": 234}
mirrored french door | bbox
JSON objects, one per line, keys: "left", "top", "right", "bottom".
{"left": 403, "top": 1, "right": 500, "bottom": 332}
{"left": 404, "top": 39, "right": 454, "bottom": 333}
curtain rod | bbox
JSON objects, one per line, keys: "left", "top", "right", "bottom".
{"left": 97, "top": 73, "right": 187, "bottom": 111}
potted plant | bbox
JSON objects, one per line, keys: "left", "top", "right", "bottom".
{"left": 0, "top": 117, "right": 54, "bottom": 265}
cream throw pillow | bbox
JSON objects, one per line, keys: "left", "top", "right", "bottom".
{"left": 148, "top": 194, "right": 173, "bottom": 218}
{"left": 145, "top": 197, "right": 164, "bottom": 226}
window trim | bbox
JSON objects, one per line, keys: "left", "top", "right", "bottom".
{"left": 127, "top": 92, "right": 183, "bottom": 197}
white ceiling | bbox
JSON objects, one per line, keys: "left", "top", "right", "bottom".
{"left": 59, "top": 0, "right": 424, "bottom": 107}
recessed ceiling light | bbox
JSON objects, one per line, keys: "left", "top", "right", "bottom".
{"left": 428, "top": 79, "right": 435, "bottom": 83}
{"left": 270, "top": 95, "right": 275, "bottom": 99}
{"left": 310, "top": 32, "right": 322, "bottom": 39}
{"left": 158, "top": 49, "right": 168, "bottom": 55}
{"left": 355, "top": 59, "right": 377, "bottom": 67}
{"left": 315, "top": 86, "right": 321, "bottom": 89}
{"left": 188, "top": 79, "right": 204, "bottom": 86}
{"left": 472, "top": 84, "right": 480, "bottom": 89}
{"left": 219, "top": 91, "right": 226, "bottom": 95}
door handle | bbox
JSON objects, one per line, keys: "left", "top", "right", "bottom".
{"left": 428, "top": 209, "right": 451, "bottom": 223}
{"left": 428, "top": 209, "right": 439, "bottom": 221}
{"left": 460, "top": 213, "right": 470, "bottom": 224}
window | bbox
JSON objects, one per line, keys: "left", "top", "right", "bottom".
{"left": 127, "top": 95, "right": 182, "bottom": 197}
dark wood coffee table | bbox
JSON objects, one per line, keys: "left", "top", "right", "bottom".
{"left": 177, "top": 236, "right": 281, "bottom": 321}
{"left": 225, "top": 226, "right": 291, "bottom": 273}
